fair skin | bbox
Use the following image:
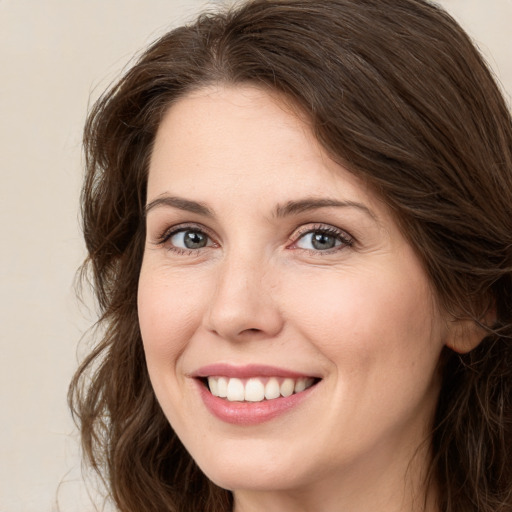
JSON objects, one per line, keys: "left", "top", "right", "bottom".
{"left": 138, "top": 85, "right": 452, "bottom": 512}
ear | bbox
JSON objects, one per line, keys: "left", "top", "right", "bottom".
{"left": 445, "top": 320, "right": 486, "bottom": 354}
{"left": 444, "top": 307, "right": 495, "bottom": 354}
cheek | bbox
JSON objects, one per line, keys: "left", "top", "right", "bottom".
{"left": 137, "top": 267, "right": 204, "bottom": 364}
{"left": 282, "top": 262, "right": 444, "bottom": 444}
{"left": 282, "top": 261, "right": 442, "bottom": 370}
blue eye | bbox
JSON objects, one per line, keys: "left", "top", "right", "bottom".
{"left": 169, "top": 229, "right": 212, "bottom": 250}
{"left": 295, "top": 227, "right": 352, "bottom": 251}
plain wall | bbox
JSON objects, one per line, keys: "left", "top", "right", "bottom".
{"left": 0, "top": 1, "right": 510, "bottom": 511}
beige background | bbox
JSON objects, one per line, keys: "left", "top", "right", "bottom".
{"left": 1, "top": 1, "right": 510, "bottom": 511}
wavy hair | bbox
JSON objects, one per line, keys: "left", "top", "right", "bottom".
{"left": 69, "top": 1, "right": 512, "bottom": 511}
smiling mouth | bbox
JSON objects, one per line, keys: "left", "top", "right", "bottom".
{"left": 203, "top": 376, "right": 319, "bottom": 403}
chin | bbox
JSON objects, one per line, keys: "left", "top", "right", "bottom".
{"left": 203, "top": 463, "right": 306, "bottom": 493}
{"left": 188, "top": 438, "right": 319, "bottom": 493}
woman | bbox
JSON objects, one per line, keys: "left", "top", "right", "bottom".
{"left": 69, "top": 1, "right": 512, "bottom": 511}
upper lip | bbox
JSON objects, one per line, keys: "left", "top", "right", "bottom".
{"left": 190, "top": 363, "right": 320, "bottom": 379}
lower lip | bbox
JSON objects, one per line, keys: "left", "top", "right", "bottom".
{"left": 196, "top": 380, "right": 317, "bottom": 426}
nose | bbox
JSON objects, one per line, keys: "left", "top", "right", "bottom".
{"left": 204, "top": 253, "right": 284, "bottom": 341}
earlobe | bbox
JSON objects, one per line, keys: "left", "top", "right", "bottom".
{"left": 444, "top": 306, "right": 495, "bottom": 354}
{"left": 445, "top": 320, "right": 487, "bottom": 354}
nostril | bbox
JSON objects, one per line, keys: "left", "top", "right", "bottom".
{"left": 236, "top": 327, "right": 265, "bottom": 338}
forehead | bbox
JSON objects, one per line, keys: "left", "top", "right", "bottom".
{"left": 150, "top": 86, "right": 367, "bottom": 195}
{"left": 150, "top": 85, "right": 318, "bottom": 176}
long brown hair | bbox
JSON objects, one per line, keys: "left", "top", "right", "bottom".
{"left": 69, "top": 1, "right": 512, "bottom": 511}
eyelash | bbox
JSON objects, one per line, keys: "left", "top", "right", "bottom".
{"left": 288, "top": 224, "right": 354, "bottom": 255}
{"left": 155, "top": 223, "right": 217, "bottom": 256}
{"left": 154, "top": 223, "right": 354, "bottom": 255}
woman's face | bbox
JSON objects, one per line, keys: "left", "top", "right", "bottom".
{"left": 138, "top": 86, "right": 450, "bottom": 500}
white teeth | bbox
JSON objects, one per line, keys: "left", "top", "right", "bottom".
{"left": 207, "top": 376, "right": 316, "bottom": 402}
{"left": 217, "top": 377, "right": 228, "bottom": 398}
{"left": 208, "top": 377, "right": 218, "bottom": 396}
{"left": 294, "top": 378, "right": 306, "bottom": 393}
{"left": 265, "top": 377, "right": 281, "bottom": 400}
{"left": 280, "top": 378, "right": 295, "bottom": 397}
{"left": 245, "top": 378, "right": 265, "bottom": 402}
{"left": 226, "top": 377, "right": 245, "bottom": 402}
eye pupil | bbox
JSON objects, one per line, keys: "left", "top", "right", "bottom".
{"left": 184, "top": 230, "right": 207, "bottom": 249}
{"left": 312, "top": 232, "right": 336, "bottom": 250}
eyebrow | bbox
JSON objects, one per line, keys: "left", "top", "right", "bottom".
{"left": 273, "top": 198, "right": 376, "bottom": 220}
{"left": 145, "top": 196, "right": 214, "bottom": 217}
{"left": 144, "top": 195, "right": 376, "bottom": 220}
